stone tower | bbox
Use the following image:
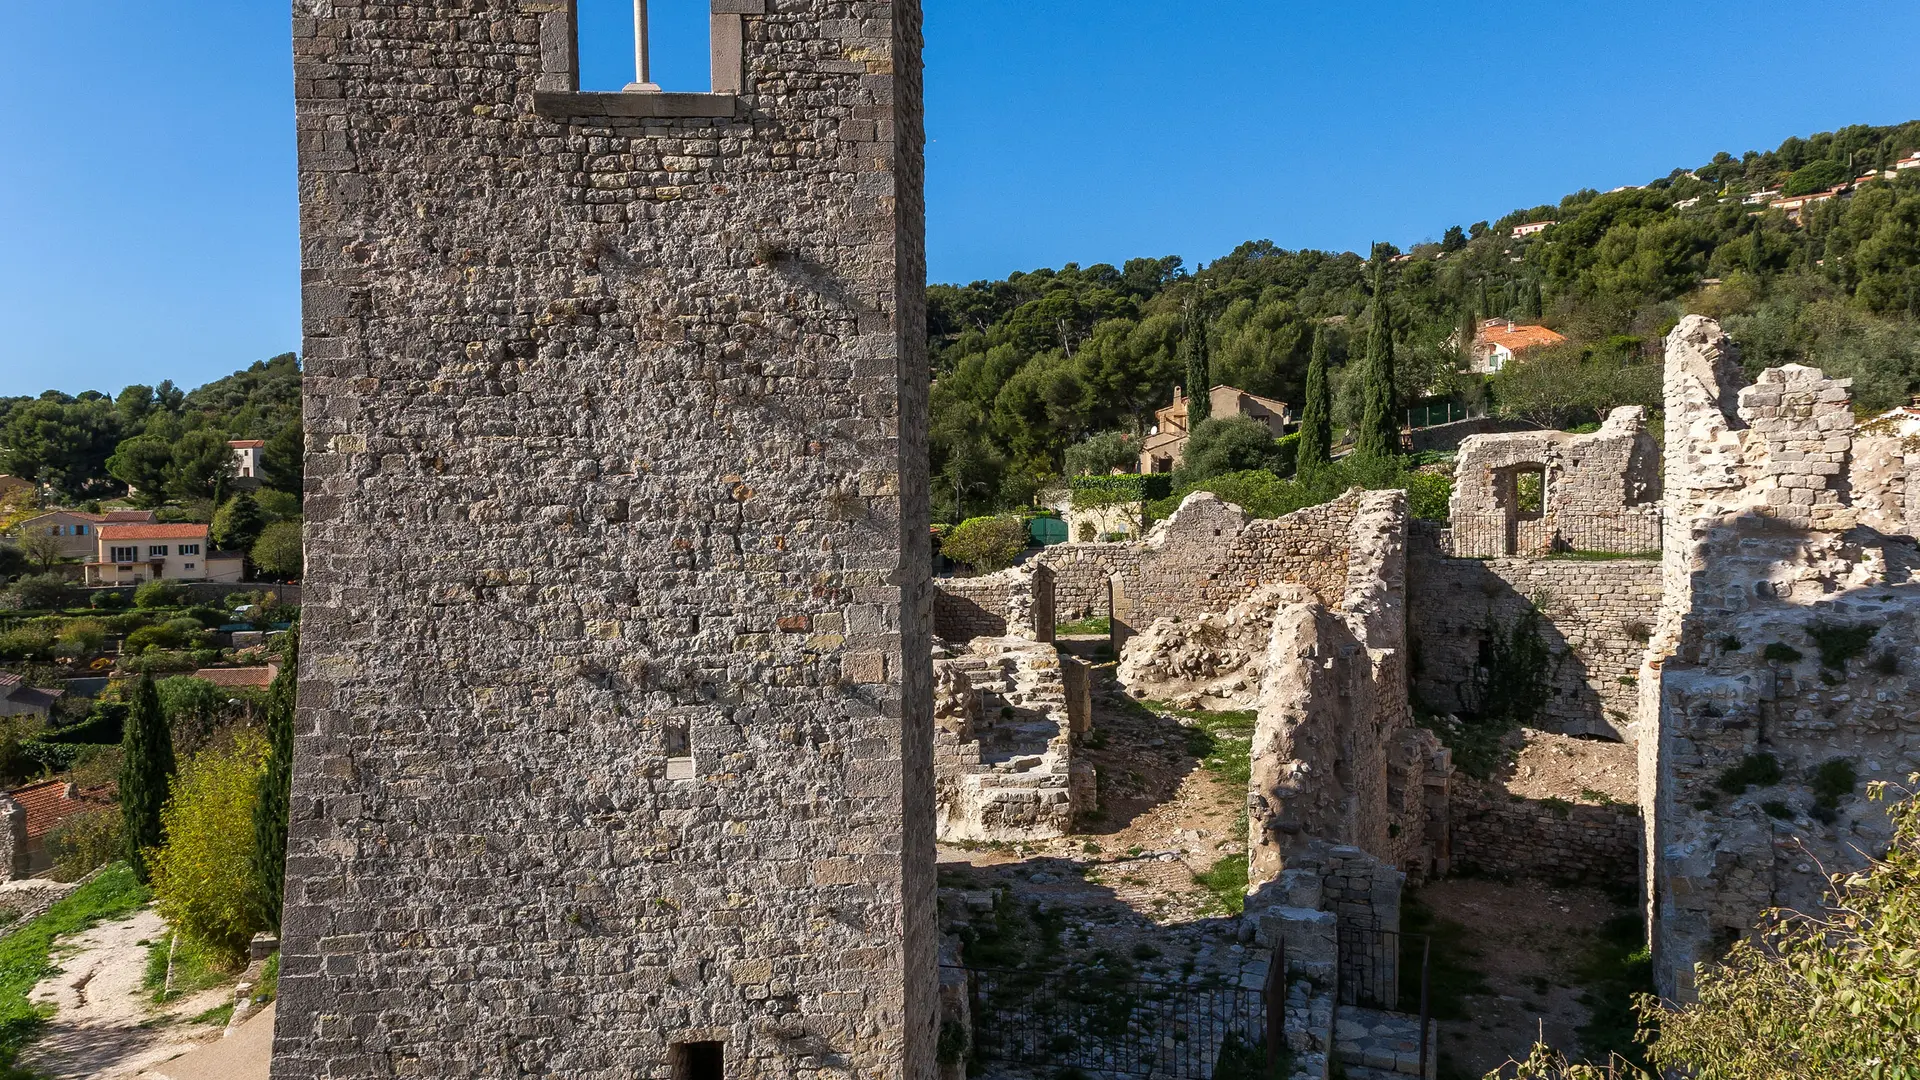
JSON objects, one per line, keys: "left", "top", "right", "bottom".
{"left": 278, "top": 2, "right": 932, "bottom": 1076}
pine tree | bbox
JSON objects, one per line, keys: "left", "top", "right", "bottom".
{"left": 251, "top": 631, "right": 297, "bottom": 931}
{"left": 1297, "top": 327, "right": 1333, "bottom": 475}
{"left": 120, "top": 674, "right": 177, "bottom": 884}
{"left": 1354, "top": 252, "right": 1401, "bottom": 463}
{"left": 1183, "top": 304, "right": 1212, "bottom": 424}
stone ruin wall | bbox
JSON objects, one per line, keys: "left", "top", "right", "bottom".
{"left": 1448, "top": 406, "right": 1663, "bottom": 559}
{"left": 1244, "top": 491, "right": 1452, "bottom": 894}
{"left": 931, "top": 563, "right": 1054, "bottom": 644}
{"left": 1643, "top": 316, "right": 1920, "bottom": 999}
{"left": 1408, "top": 530, "right": 1661, "bottom": 742}
{"left": 931, "top": 636, "right": 1092, "bottom": 842}
{"left": 283, "top": 2, "right": 933, "bottom": 1076}
{"left": 1449, "top": 793, "right": 1642, "bottom": 885}
{"left": 1041, "top": 491, "right": 1362, "bottom": 628}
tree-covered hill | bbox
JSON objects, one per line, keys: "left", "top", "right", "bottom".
{"left": 930, "top": 120, "right": 1920, "bottom": 521}
{"left": 0, "top": 354, "right": 301, "bottom": 505}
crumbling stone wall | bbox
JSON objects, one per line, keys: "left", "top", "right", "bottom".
{"left": 1449, "top": 407, "right": 1662, "bottom": 557}
{"left": 932, "top": 637, "right": 1091, "bottom": 841}
{"left": 1408, "top": 528, "right": 1660, "bottom": 741}
{"left": 1450, "top": 792, "right": 1642, "bottom": 884}
{"left": 1642, "top": 316, "right": 1920, "bottom": 999}
{"left": 283, "top": 2, "right": 934, "bottom": 1075}
{"left": 1245, "top": 492, "right": 1451, "bottom": 891}
{"left": 1041, "top": 491, "right": 1362, "bottom": 626}
{"left": 932, "top": 564, "right": 1055, "bottom": 643}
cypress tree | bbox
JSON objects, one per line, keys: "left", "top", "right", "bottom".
{"left": 1297, "top": 327, "right": 1333, "bottom": 475}
{"left": 251, "top": 631, "right": 298, "bottom": 931}
{"left": 1527, "top": 280, "right": 1544, "bottom": 320}
{"left": 1749, "top": 224, "right": 1766, "bottom": 273}
{"left": 120, "top": 674, "right": 176, "bottom": 884}
{"left": 1459, "top": 301, "right": 1479, "bottom": 364}
{"left": 1183, "top": 305, "right": 1212, "bottom": 424}
{"left": 1354, "top": 252, "right": 1401, "bottom": 463}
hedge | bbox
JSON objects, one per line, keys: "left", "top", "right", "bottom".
{"left": 1068, "top": 474, "right": 1174, "bottom": 508}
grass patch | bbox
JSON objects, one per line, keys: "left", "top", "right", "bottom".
{"left": 189, "top": 1001, "right": 235, "bottom": 1026}
{"left": 1193, "top": 853, "right": 1250, "bottom": 916}
{"left": 1715, "top": 753, "right": 1782, "bottom": 795}
{"left": 1055, "top": 616, "right": 1112, "bottom": 636}
{"left": 1573, "top": 914, "right": 1653, "bottom": 1067}
{"left": 1147, "top": 702, "right": 1258, "bottom": 787}
{"left": 0, "top": 863, "right": 149, "bottom": 1067}
{"left": 143, "top": 931, "right": 237, "bottom": 1004}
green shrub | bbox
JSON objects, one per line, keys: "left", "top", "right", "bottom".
{"left": 133, "top": 580, "right": 188, "bottom": 610}
{"left": 55, "top": 618, "right": 108, "bottom": 657}
{"left": 1810, "top": 758, "right": 1858, "bottom": 812}
{"left": 940, "top": 515, "right": 1028, "bottom": 572}
{"left": 0, "top": 625, "right": 55, "bottom": 663}
{"left": 1716, "top": 753, "right": 1784, "bottom": 794}
{"left": 123, "top": 624, "right": 184, "bottom": 653}
{"left": 89, "top": 590, "right": 130, "bottom": 611}
{"left": 1806, "top": 621, "right": 1877, "bottom": 672}
{"left": 1067, "top": 473, "right": 1173, "bottom": 508}
{"left": 149, "top": 735, "right": 270, "bottom": 965}
{"left": 46, "top": 806, "right": 124, "bottom": 883}
{"left": 121, "top": 651, "right": 197, "bottom": 676}
{"left": 7, "top": 574, "right": 75, "bottom": 611}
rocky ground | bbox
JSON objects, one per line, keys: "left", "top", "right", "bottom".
{"left": 1495, "top": 729, "right": 1639, "bottom": 805}
{"left": 17, "top": 907, "right": 237, "bottom": 1080}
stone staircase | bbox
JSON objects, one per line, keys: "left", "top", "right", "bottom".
{"left": 1333, "top": 1006, "right": 1435, "bottom": 1078}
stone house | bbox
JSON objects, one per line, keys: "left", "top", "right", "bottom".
{"left": 229, "top": 439, "right": 266, "bottom": 487}
{"left": 0, "top": 674, "right": 63, "bottom": 720}
{"left": 1139, "top": 384, "right": 1291, "bottom": 474}
{"left": 14, "top": 509, "right": 157, "bottom": 562}
{"left": 83, "top": 523, "right": 243, "bottom": 586}
{"left": 0, "top": 780, "right": 112, "bottom": 880}
{"left": 1469, "top": 319, "right": 1566, "bottom": 375}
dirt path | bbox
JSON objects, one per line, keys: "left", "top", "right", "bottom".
{"left": 17, "top": 907, "right": 235, "bottom": 1080}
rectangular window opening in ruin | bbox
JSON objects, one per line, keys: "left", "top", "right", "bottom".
{"left": 574, "top": 0, "right": 743, "bottom": 95}
{"left": 665, "top": 720, "right": 695, "bottom": 781}
{"left": 670, "top": 1041, "right": 724, "bottom": 1080}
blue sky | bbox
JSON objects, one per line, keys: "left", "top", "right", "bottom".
{"left": 2, "top": 1, "right": 1917, "bottom": 398}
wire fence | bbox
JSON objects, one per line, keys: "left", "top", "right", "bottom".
{"left": 1337, "top": 926, "right": 1433, "bottom": 1080}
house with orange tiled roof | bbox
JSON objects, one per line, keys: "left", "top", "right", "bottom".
{"left": 14, "top": 508, "right": 158, "bottom": 561}
{"left": 1471, "top": 319, "right": 1569, "bottom": 375}
{"left": 0, "top": 780, "right": 113, "bottom": 879}
{"left": 83, "top": 522, "right": 245, "bottom": 586}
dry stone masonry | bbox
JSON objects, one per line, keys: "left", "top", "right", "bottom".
{"left": 1408, "top": 533, "right": 1661, "bottom": 741}
{"left": 931, "top": 635, "right": 1092, "bottom": 842}
{"left": 1641, "top": 316, "right": 1920, "bottom": 999}
{"left": 283, "top": 1, "right": 934, "bottom": 1076}
{"left": 1447, "top": 406, "right": 1662, "bottom": 558}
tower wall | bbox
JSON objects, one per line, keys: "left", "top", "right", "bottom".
{"left": 279, "top": 1, "right": 931, "bottom": 1075}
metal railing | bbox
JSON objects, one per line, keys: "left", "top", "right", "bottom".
{"left": 953, "top": 944, "right": 1288, "bottom": 1079}
{"left": 1337, "top": 926, "right": 1432, "bottom": 1080}
{"left": 1442, "top": 511, "right": 1663, "bottom": 559}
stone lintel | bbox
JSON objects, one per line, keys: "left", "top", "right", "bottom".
{"left": 534, "top": 90, "right": 739, "bottom": 120}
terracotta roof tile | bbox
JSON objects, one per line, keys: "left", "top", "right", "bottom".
{"left": 228, "top": 440, "right": 266, "bottom": 449}
{"left": 192, "top": 666, "right": 278, "bottom": 688}
{"left": 9, "top": 780, "right": 113, "bottom": 840}
{"left": 1477, "top": 322, "right": 1568, "bottom": 354}
{"left": 97, "top": 523, "right": 210, "bottom": 541}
